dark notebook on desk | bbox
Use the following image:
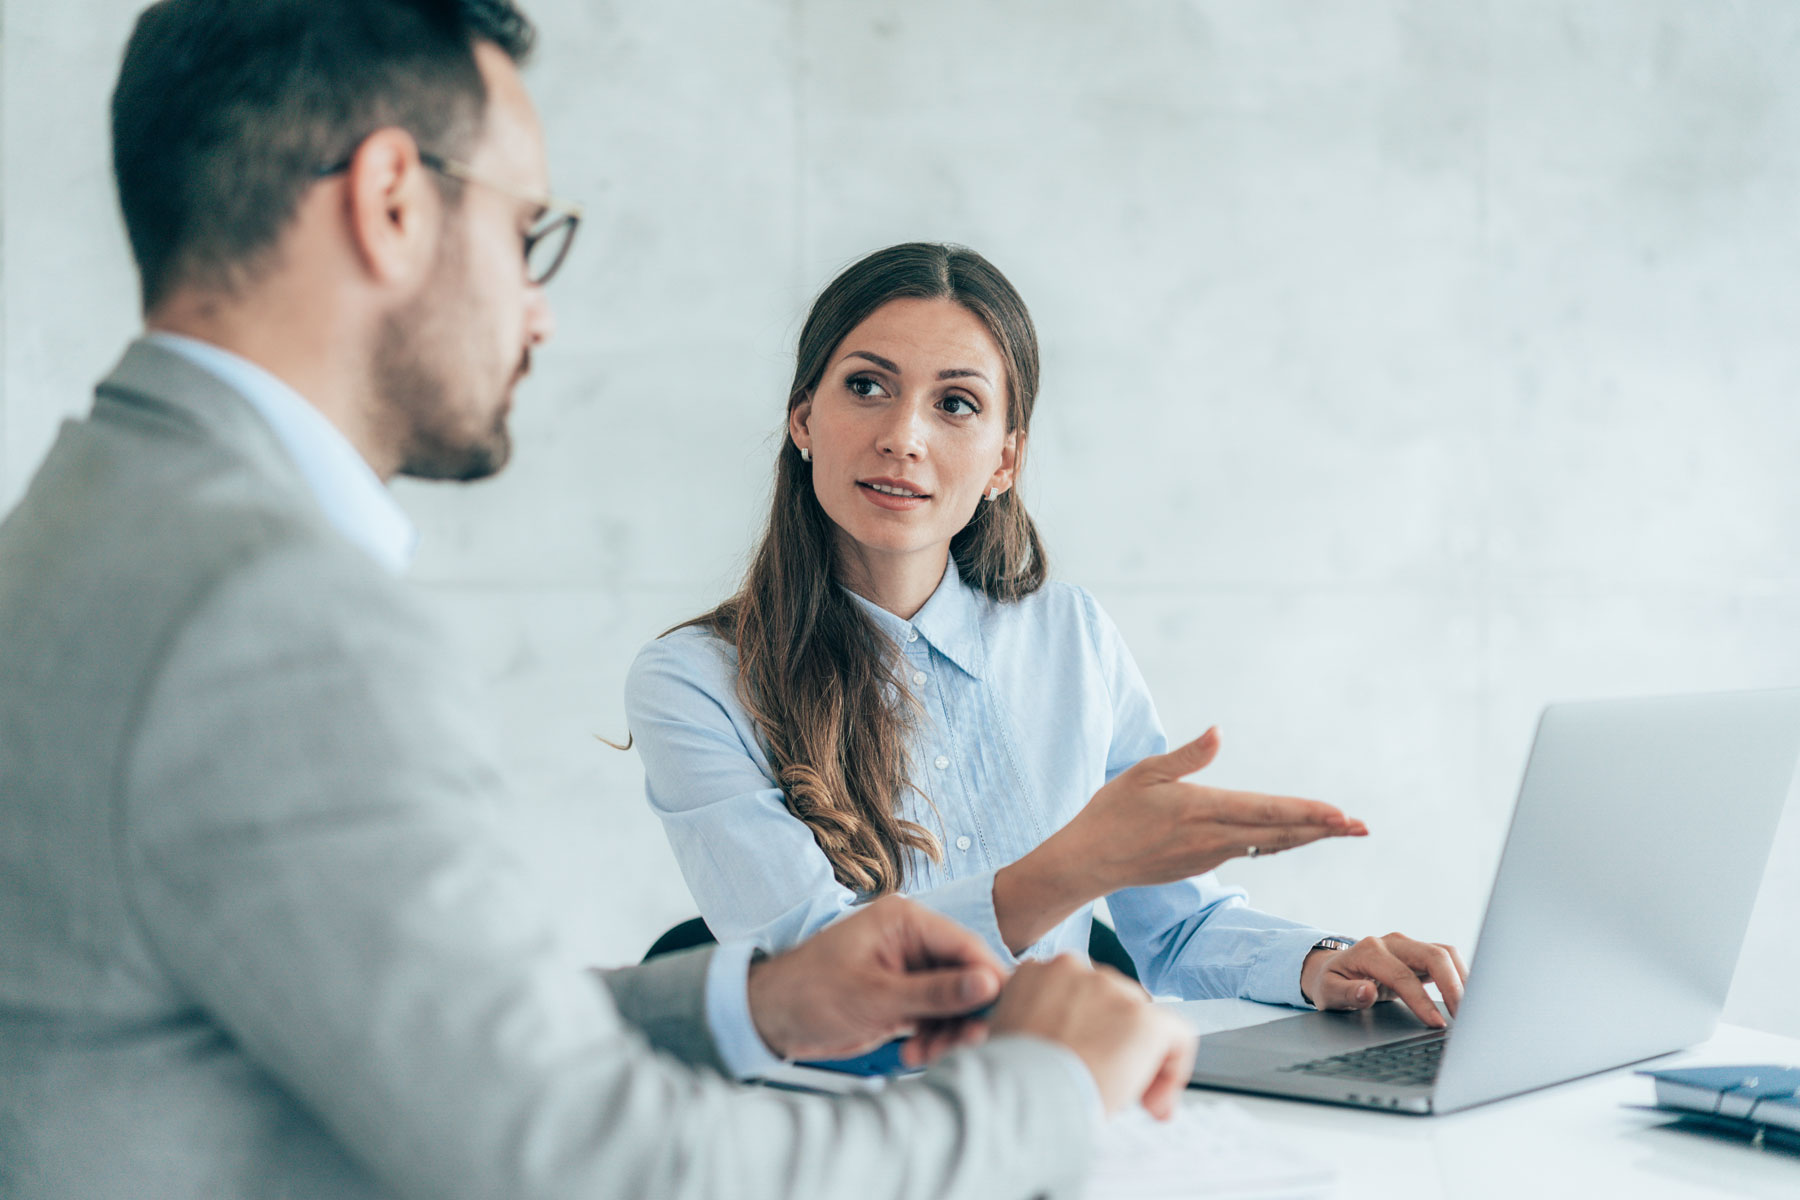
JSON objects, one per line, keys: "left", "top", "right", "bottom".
{"left": 1640, "top": 1064, "right": 1800, "bottom": 1152}
{"left": 1189, "top": 689, "right": 1800, "bottom": 1115}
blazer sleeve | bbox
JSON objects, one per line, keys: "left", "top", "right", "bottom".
{"left": 593, "top": 947, "right": 729, "bottom": 1073}
{"left": 120, "top": 541, "right": 1095, "bottom": 1200}
{"left": 1077, "top": 589, "right": 1335, "bottom": 1005}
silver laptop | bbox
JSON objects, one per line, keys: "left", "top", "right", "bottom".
{"left": 1188, "top": 688, "right": 1800, "bottom": 1115}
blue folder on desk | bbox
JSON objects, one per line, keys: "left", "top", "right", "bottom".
{"left": 799, "top": 1040, "right": 909, "bottom": 1076}
{"left": 1640, "top": 1064, "right": 1800, "bottom": 1152}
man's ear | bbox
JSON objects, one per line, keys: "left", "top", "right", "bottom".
{"left": 343, "top": 127, "right": 441, "bottom": 287}
{"left": 789, "top": 397, "right": 814, "bottom": 455}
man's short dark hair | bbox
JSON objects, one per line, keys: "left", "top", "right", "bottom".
{"left": 112, "top": 0, "right": 535, "bottom": 312}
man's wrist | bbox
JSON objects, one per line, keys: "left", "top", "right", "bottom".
{"left": 1007, "top": 1034, "right": 1107, "bottom": 1130}
{"left": 744, "top": 949, "right": 794, "bottom": 1061}
{"left": 705, "top": 940, "right": 786, "bottom": 1079}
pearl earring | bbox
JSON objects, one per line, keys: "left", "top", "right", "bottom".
{"left": 986, "top": 486, "right": 1002, "bottom": 502}
{"left": 799, "top": 447, "right": 811, "bottom": 463}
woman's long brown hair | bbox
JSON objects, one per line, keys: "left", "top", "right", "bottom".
{"left": 676, "top": 243, "right": 1049, "bottom": 895}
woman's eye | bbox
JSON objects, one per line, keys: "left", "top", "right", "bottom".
{"left": 847, "top": 374, "right": 886, "bottom": 398}
{"left": 941, "top": 394, "right": 979, "bottom": 416}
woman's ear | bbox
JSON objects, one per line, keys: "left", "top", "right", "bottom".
{"left": 988, "top": 429, "right": 1022, "bottom": 493}
{"left": 789, "top": 398, "right": 814, "bottom": 455}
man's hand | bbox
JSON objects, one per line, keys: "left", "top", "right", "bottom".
{"left": 987, "top": 955, "right": 1198, "bottom": 1120}
{"left": 744, "top": 895, "right": 1006, "bottom": 1067}
{"left": 1299, "top": 933, "right": 1468, "bottom": 1028}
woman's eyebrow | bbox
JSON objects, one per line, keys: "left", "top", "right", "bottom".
{"left": 845, "top": 350, "right": 988, "bottom": 384}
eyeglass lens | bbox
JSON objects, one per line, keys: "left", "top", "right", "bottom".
{"left": 526, "top": 214, "right": 579, "bottom": 286}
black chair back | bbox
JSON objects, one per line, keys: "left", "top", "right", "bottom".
{"left": 642, "top": 914, "right": 1139, "bottom": 983}
{"left": 641, "top": 916, "right": 714, "bottom": 962}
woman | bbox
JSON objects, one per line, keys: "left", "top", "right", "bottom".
{"left": 627, "top": 243, "right": 1464, "bottom": 1023}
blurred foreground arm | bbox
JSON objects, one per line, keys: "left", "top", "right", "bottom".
{"left": 125, "top": 546, "right": 1100, "bottom": 1200}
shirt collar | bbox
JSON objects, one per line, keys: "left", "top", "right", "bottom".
{"left": 144, "top": 332, "right": 419, "bottom": 575}
{"left": 843, "top": 558, "right": 988, "bottom": 680}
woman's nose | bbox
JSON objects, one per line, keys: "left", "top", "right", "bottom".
{"left": 876, "top": 402, "right": 927, "bottom": 459}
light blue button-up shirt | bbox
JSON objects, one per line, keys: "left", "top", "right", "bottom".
{"left": 145, "top": 332, "right": 782, "bottom": 1076}
{"left": 629, "top": 562, "right": 1343, "bottom": 1008}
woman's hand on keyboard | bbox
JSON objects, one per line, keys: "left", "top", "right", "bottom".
{"left": 1300, "top": 933, "right": 1468, "bottom": 1028}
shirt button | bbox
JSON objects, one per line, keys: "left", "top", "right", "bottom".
{"left": 911, "top": 670, "right": 927, "bottom": 686}
{"left": 955, "top": 835, "right": 972, "bottom": 851}
{"left": 906, "top": 628, "right": 919, "bottom": 643}
{"left": 933, "top": 755, "right": 950, "bottom": 770}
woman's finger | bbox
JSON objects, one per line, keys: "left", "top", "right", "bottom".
{"left": 1442, "top": 942, "right": 1470, "bottom": 987}
{"left": 1209, "top": 823, "right": 1356, "bottom": 858}
{"left": 1386, "top": 935, "right": 1466, "bottom": 1016}
{"left": 1143, "top": 727, "right": 1222, "bottom": 781}
{"left": 1352, "top": 941, "right": 1446, "bottom": 1028}
{"left": 1202, "top": 789, "right": 1355, "bottom": 830}
{"left": 1315, "top": 974, "right": 1381, "bottom": 1010}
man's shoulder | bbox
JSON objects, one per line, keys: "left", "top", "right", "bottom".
{"left": 7, "top": 377, "right": 322, "bottom": 560}
{"left": 30, "top": 416, "right": 355, "bottom": 563}
{"left": 0, "top": 400, "right": 412, "bottom": 719}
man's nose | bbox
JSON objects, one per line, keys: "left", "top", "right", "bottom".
{"left": 525, "top": 284, "right": 556, "bottom": 348}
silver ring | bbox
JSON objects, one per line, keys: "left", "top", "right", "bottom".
{"left": 1246, "top": 845, "right": 1262, "bottom": 859}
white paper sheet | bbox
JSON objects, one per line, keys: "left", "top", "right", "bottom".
{"left": 1087, "top": 1098, "right": 1337, "bottom": 1199}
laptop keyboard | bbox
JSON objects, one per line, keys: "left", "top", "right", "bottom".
{"left": 1285, "top": 1033, "right": 1447, "bottom": 1087}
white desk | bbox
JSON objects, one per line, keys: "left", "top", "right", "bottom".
{"left": 1168, "top": 999, "right": 1800, "bottom": 1199}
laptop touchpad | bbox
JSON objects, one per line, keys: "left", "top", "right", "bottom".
{"left": 1201, "top": 1001, "right": 1447, "bottom": 1059}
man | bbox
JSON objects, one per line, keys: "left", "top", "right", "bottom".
{"left": 0, "top": 2, "right": 1202, "bottom": 1197}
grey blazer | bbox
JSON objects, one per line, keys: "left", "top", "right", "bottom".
{"left": 0, "top": 341, "right": 1094, "bottom": 1200}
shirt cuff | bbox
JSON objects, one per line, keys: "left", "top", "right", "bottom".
{"left": 1050, "top": 1041, "right": 1107, "bottom": 1128}
{"left": 1241, "top": 926, "right": 1349, "bottom": 1009}
{"left": 703, "top": 938, "right": 785, "bottom": 1079}
{"left": 910, "top": 869, "right": 1019, "bottom": 967}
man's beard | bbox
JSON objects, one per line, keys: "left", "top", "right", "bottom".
{"left": 377, "top": 231, "right": 518, "bottom": 483}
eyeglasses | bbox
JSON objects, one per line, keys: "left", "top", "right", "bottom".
{"left": 315, "top": 150, "right": 583, "bottom": 287}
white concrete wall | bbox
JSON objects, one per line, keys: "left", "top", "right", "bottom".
{"left": 5, "top": 1, "right": 1797, "bottom": 1036}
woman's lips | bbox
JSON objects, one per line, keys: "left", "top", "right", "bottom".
{"left": 857, "top": 480, "right": 930, "bottom": 511}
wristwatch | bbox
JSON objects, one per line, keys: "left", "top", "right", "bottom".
{"left": 1300, "top": 937, "right": 1355, "bottom": 1008}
